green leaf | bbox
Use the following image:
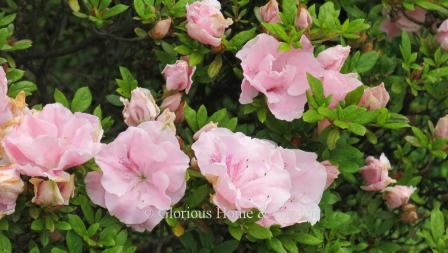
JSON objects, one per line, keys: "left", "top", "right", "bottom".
{"left": 0, "top": 14, "right": 16, "bottom": 27}
{"left": 348, "top": 123, "right": 367, "bottom": 136}
{"left": 295, "top": 233, "right": 322, "bottom": 245}
{"left": 189, "top": 53, "right": 203, "bottom": 66}
{"left": 8, "top": 81, "right": 37, "bottom": 97}
{"left": 355, "top": 51, "right": 378, "bottom": 73}
{"left": 303, "top": 109, "right": 324, "bottom": 123}
{"left": 0, "top": 233, "right": 11, "bottom": 253}
{"left": 184, "top": 104, "right": 198, "bottom": 131}
{"left": 344, "top": 86, "right": 364, "bottom": 105}
{"left": 431, "top": 207, "right": 445, "bottom": 241}
{"left": 228, "top": 224, "right": 243, "bottom": 241}
{"left": 267, "top": 238, "right": 287, "bottom": 253}
{"left": 262, "top": 23, "right": 290, "bottom": 42}
{"left": 31, "top": 219, "right": 45, "bottom": 231}
{"left": 185, "top": 184, "right": 209, "bottom": 208}
{"left": 209, "top": 108, "right": 227, "bottom": 124}
{"left": 197, "top": 105, "right": 208, "bottom": 128}
{"left": 246, "top": 223, "right": 272, "bottom": 240}
{"left": 100, "top": 227, "right": 118, "bottom": 247}
{"left": 306, "top": 73, "right": 325, "bottom": 105}
{"left": 66, "top": 231, "right": 83, "bottom": 253}
{"left": 223, "top": 117, "right": 238, "bottom": 131}
{"left": 103, "top": 4, "right": 129, "bottom": 19}
{"left": 225, "top": 28, "right": 257, "bottom": 51}
{"left": 281, "top": 0, "right": 297, "bottom": 25}
{"left": 71, "top": 87, "right": 92, "bottom": 112}
{"left": 213, "top": 240, "right": 239, "bottom": 253}
{"left": 54, "top": 88, "right": 70, "bottom": 108}
{"left": 67, "top": 214, "right": 88, "bottom": 237}
{"left": 55, "top": 221, "right": 72, "bottom": 231}
{"left": 208, "top": 55, "right": 223, "bottom": 78}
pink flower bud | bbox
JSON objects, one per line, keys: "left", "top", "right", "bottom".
{"left": 149, "top": 18, "right": 172, "bottom": 40}
{"left": 437, "top": 20, "right": 448, "bottom": 50}
{"left": 382, "top": 185, "right": 416, "bottom": 209}
{"left": 317, "top": 119, "right": 331, "bottom": 135}
{"left": 359, "top": 83, "right": 390, "bottom": 110}
{"left": 259, "top": 0, "right": 281, "bottom": 23}
{"left": 317, "top": 45, "right": 351, "bottom": 71}
{"left": 186, "top": 0, "right": 233, "bottom": 47}
{"left": 193, "top": 121, "right": 218, "bottom": 141}
{"left": 435, "top": 115, "right": 448, "bottom": 140}
{"left": 321, "top": 160, "right": 340, "bottom": 189}
{"left": 157, "top": 109, "right": 176, "bottom": 133}
{"left": 295, "top": 7, "right": 312, "bottom": 29}
{"left": 0, "top": 165, "right": 24, "bottom": 218}
{"left": 360, "top": 153, "right": 396, "bottom": 191}
{"left": 121, "top": 87, "right": 160, "bottom": 126}
{"left": 161, "top": 92, "right": 182, "bottom": 112}
{"left": 30, "top": 174, "right": 75, "bottom": 206}
{"left": 162, "top": 60, "right": 196, "bottom": 94}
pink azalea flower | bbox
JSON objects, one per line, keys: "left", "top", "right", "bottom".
{"left": 382, "top": 185, "right": 416, "bottom": 209}
{"left": 321, "top": 160, "right": 340, "bottom": 189}
{"left": 236, "top": 33, "right": 324, "bottom": 121}
{"left": 30, "top": 175, "right": 75, "bottom": 206}
{"left": 322, "top": 71, "right": 363, "bottom": 108}
{"left": 317, "top": 45, "right": 351, "bottom": 71}
{"left": 259, "top": 149, "right": 327, "bottom": 227}
{"left": 259, "top": 0, "right": 281, "bottom": 23}
{"left": 360, "top": 153, "right": 396, "bottom": 191}
{"left": 186, "top": 0, "right": 233, "bottom": 47}
{"left": 149, "top": 18, "right": 172, "bottom": 40}
{"left": 192, "top": 127, "right": 292, "bottom": 222}
{"left": 437, "top": 19, "right": 448, "bottom": 50}
{"left": 0, "top": 68, "right": 12, "bottom": 127}
{"left": 381, "top": 7, "right": 426, "bottom": 39}
{"left": 295, "top": 7, "right": 312, "bottom": 29}
{"left": 359, "top": 83, "right": 390, "bottom": 110}
{"left": 162, "top": 60, "right": 196, "bottom": 94}
{"left": 0, "top": 165, "right": 24, "bottom": 218}
{"left": 2, "top": 103, "right": 103, "bottom": 180}
{"left": 85, "top": 121, "right": 189, "bottom": 232}
{"left": 434, "top": 115, "right": 448, "bottom": 140}
{"left": 193, "top": 121, "right": 218, "bottom": 141}
{"left": 121, "top": 87, "right": 160, "bottom": 127}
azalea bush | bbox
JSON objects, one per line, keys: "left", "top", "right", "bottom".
{"left": 1, "top": 0, "right": 448, "bottom": 252}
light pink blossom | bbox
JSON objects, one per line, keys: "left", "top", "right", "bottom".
{"left": 321, "top": 160, "right": 340, "bottom": 189}
{"left": 161, "top": 92, "right": 182, "bottom": 112}
{"left": 0, "top": 165, "right": 24, "bottom": 218}
{"left": 0, "top": 68, "right": 12, "bottom": 128}
{"left": 437, "top": 19, "right": 448, "bottom": 50}
{"left": 162, "top": 60, "right": 196, "bottom": 94}
{"left": 121, "top": 87, "right": 160, "bottom": 127}
{"left": 186, "top": 0, "right": 233, "bottom": 47}
{"left": 2, "top": 103, "right": 103, "bottom": 180}
{"left": 381, "top": 7, "right": 426, "bottom": 39}
{"left": 259, "top": 149, "right": 327, "bottom": 227}
{"left": 192, "top": 127, "right": 292, "bottom": 222}
{"left": 30, "top": 175, "right": 75, "bottom": 206}
{"left": 360, "top": 153, "right": 396, "bottom": 191}
{"left": 85, "top": 121, "right": 189, "bottom": 232}
{"left": 193, "top": 121, "right": 218, "bottom": 141}
{"left": 359, "top": 83, "right": 390, "bottom": 110}
{"left": 434, "top": 115, "right": 448, "bottom": 140}
{"left": 295, "top": 7, "right": 312, "bottom": 29}
{"left": 322, "top": 71, "right": 363, "bottom": 108}
{"left": 382, "top": 185, "right": 416, "bottom": 209}
{"left": 237, "top": 33, "right": 324, "bottom": 121}
{"left": 317, "top": 45, "right": 351, "bottom": 71}
{"left": 259, "top": 0, "right": 281, "bottom": 23}
{"left": 157, "top": 109, "right": 177, "bottom": 133}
